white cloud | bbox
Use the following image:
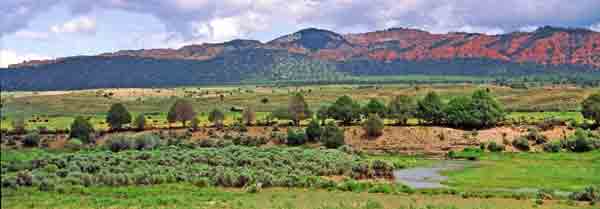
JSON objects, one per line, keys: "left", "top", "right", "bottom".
{"left": 590, "top": 23, "right": 600, "bottom": 32}
{"left": 0, "top": 49, "right": 52, "bottom": 68}
{"left": 14, "top": 30, "right": 49, "bottom": 40}
{"left": 518, "top": 25, "right": 539, "bottom": 32}
{"left": 50, "top": 16, "right": 96, "bottom": 34}
{"left": 2, "top": 0, "right": 600, "bottom": 43}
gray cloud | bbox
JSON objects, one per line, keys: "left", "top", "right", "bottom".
{"left": 2, "top": 0, "right": 600, "bottom": 40}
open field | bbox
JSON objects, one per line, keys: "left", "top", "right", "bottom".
{"left": 1, "top": 83, "right": 599, "bottom": 209}
{"left": 1, "top": 84, "right": 597, "bottom": 131}
{"left": 2, "top": 185, "right": 594, "bottom": 209}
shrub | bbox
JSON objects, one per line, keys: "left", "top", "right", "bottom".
{"left": 38, "top": 180, "right": 55, "bottom": 191}
{"left": 582, "top": 93, "right": 600, "bottom": 125}
{"left": 565, "top": 129, "right": 599, "bottom": 152}
{"left": 106, "top": 103, "right": 132, "bottom": 130}
{"left": 286, "top": 128, "right": 306, "bottom": 146}
{"left": 106, "top": 135, "right": 134, "bottom": 152}
{"left": 65, "top": 138, "right": 84, "bottom": 150}
{"left": 244, "top": 182, "right": 262, "bottom": 193}
{"left": 321, "top": 122, "right": 345, "bottom": 149}
{"left": 569, "top": 186, "right": 599, "bottom": 202}
{"left": 416, "top": 91, "right": 446, "bottom": 125}
{"left": 543, "top": 142, "right": 561, "bottom": 153}
{"left": 288, "top": 93, "right": 312, "bottom": 126}
{"left": 208, "top": 108, "right": 225, "bottom": 127}
{"left": 487, "top": 142, "right": 505, "bottom": 152}
{"left": 362, "top": 98, "right": 387, "bottom": 117}
{"left": 526, "top": 128, "right": 548, "bottom": 144}
{"left": 363, "top": 114, "right": 384, "bottom": 137}
{"left": 70, "top": 116, "right": 94, "bottom": 144}
{"left": 22, "top": 132, "right": 41, "bottom": 147}
{"left": 305, "top": 119, "right": 322, "bottom": 142}
{"left": 134, "top": 133, "right": 160, "bottom": 150}
{"left": 328, "top": 95, "right": 362, "bottom": 125}
{"left": 387, "top": 95, "right": 416, "bottom": 125}
{"left": 512, "top": 137, "right": 530, "bottom": 151}
{"left": 167, "top": 99, "right": 197, "bottom": 127}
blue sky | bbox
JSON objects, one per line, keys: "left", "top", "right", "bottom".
{"left": 2, "top": 0, "right": 600, "bottom": 67}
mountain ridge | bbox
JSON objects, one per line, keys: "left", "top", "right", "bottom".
{"left": 8, "top": 26, "right": 600, "bottom": 68}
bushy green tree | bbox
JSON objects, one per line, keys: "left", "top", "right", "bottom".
{"left": 362, "top": 99, "right": 387, "bottom": 117}
{"left": 321, "top": 122, "right": 345, "bottom": 149}
{"left": 306, "top": 119, "right": 322, "bottom": 142}
{"left": 416, "top": 92, "right": 445, "bottom": 125}
{"left": 208, "top": 108, "right": 225, "bottom": 127}
{"left": 286, "top": 128, "right": 306, "bottom": 146}
{"left": 70, "top": 116, "right": 94, "bottom": 144}
{"left": 387, "top": 95, "right": 416, "bottom": 125}
{"left": 134, "top": 114, "right": 147, "bottom": 131}
{"left": 582, "top": 93, "right": 600, "bottom": 125}
{"left": 445, "top": 96, "right": 476, "bottom": 127}
{"left": 328, "top": 95, "right": 361, "bottom": 125}
{"left": 167, "top": 99, "right": 196, "bottom": 127}
{"left": 106, "top": 103, "right": 132, "bottom": 130}
{"left": 363, "top": 114, "right": 384, "bottom": 137}
{"left": 468, "top": 90, "right": 505, "bottom": 128}
{"left": 288, "top": 93, "right": 311, "bottom": 126}
{"left": 445, "top": 90, "right": 505, "bottom": 128}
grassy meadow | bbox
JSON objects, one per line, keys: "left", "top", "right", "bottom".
{"left": 1, "top": 84, "right": 597, "bottom": 131}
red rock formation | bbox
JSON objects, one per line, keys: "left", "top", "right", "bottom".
{"left": 9, "top": 26, "right": 600, "bottom": 69}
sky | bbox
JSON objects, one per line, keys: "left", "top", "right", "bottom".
{"left": 1, "top": 0, "right": 600, "bottom": 67}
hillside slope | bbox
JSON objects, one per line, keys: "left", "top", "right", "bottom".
{"left": 2, "top": 26, "right": 599, "bottom": 91}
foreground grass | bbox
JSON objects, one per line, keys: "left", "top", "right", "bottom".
{"left": 443, "top": 151, "right": 600, "bottom": 192}
{"left": 1, "top": 184, "right": 593, "bottom": 209}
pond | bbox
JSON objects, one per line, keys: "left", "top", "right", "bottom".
{"left": 393, "top": 160, "right": 473, "bottom": 189}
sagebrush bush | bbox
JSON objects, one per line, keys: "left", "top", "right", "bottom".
{"left": 569, "top": 186, "right": 599, "bottom": 202}
{"left": 134, "top": 133, "right": 160, "bottom": 150}
{"left": 512, "top": 137, "right": 530, "bottom": 151}
{"left": 286, "top": 128, "right": 306, "bottom": 146}
{"left": 65, "top": 138, "right": 84, "bottom": 150}
{"left": 2, "top": 144, "right": 394, "bottom": 191}
{"left": 363, "top": 114, "right": 384, "bottom": 137}
{"left": 22, "top": 132, "right": 41, "bottom": 147}
{"left": 321, "top": 122, "right": 345, "bottom": 149}
{"left": 487, "top": 142, "right": 505, "bottom": 152}
{"left": 105, "top": 135, "right": 134, "bottom": 152}
{"left": 543, "top": 142, "right": 561, "bottom": 153}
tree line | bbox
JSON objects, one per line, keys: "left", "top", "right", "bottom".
{"left": 62, "top": 90, "right": 599, "bottom": 144}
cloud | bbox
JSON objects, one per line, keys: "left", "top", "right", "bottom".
{"left": 50, "top": 16, "right": 96, "bottom": 34}
{"left": 0, "top": 49, "right": 51, "bottom": 68}
{"left": 2, "top": 0, "right": 600, "bottom": 41}
{"left": 14, "top": 30, "right": 50, "bottom": 40}
{"left": 590, "top": 23, "right": 600, "bottom": 32}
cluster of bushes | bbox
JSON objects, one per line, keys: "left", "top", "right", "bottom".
{"left": 306, "top": 89, "right": 505, "bottom": 129}
{"left": 0, "top": 145, "right": 395, "bottom": 192}
{"left": 104, "top": 133, "right": 161, "bottom": 152}
{"left": 569, "top": 186, "right": 599, "bottom": 203}
{"left": 282, "top": 121, "right": 346, "bottom": 148}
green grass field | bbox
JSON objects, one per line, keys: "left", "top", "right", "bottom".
{"left": 1, "top": 84, "right": 597, "bottom": 131}
{"left": 443, "top": 151, "right": 600, "bottom": 192}
{"left": 2, "top": 185, "right": 592, "bottom": 209}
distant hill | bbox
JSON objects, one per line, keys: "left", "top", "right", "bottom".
{"left": 2, "top": 26, "right": 599, "bottom": 91}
